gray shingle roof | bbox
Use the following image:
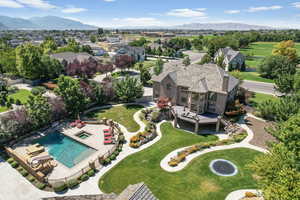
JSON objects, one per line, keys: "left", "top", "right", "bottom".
{"left": 219, "top": 47, "right": 241, "bottom": 63}
{"left": 50, "top": 52, "right": 95, "bottom": 63}
{"left": 116, "top": 183, "right": 158, "bottom": 200}
{"left": 152, "top": 62, "right": 239, "bottom": 93}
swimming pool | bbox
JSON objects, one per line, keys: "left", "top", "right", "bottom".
{"left": 34, "top": 131, "right": 96, "bottom": 168}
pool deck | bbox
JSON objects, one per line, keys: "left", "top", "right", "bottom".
{"left": 11, "top": 123, "right": 116, "bottom": 180}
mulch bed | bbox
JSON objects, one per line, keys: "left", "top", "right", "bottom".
{"left": 245, "top": 117, "right": 277, "bottom": 149}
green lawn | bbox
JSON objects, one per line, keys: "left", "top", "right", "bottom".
{"left": 249, "top": 92, "right": 278, "bottom": 108}
{"left": 86, "top": 105, "right": 144, "bottom": 132}
{"left": 8, "top": 89, "right": 31, "bottom": 104}
{"left": 99, "top": 123, "right": 261, "bottom": 200}
{"left": 239, "top": 72, "right": 274, "bottom": 83}
{"left": 0, "top": 106, "right": 9, "bottom": 113}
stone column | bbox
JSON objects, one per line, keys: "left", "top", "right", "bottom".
{"left": 174, "top": 113, "right": 178, "bottom": 128}
{"left": 216, "top": 116, "right": 222, "bottom": 132}
{"left": 194, "top": 120, "right": 199, "bottom": 133}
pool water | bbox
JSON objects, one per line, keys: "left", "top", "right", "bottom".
{"left": 34, "top": 131, "right": 96, "bottom": 168}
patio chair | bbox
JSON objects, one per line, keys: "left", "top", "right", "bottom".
{"left": 26, "top": 144, "right": 45, "bottom": 156}
{"left": 104, "top": 136, "right": 113, "bottom": 140}
{"left": 104, "top": 140, "right": 114, "bottom": 145}
{"left": 103, "top": 129, "right": 110, "bottom": 133}
{"left": 104, "top": 132, "right": 112, "bottom": 136}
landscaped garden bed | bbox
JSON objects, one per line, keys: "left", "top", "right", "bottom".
{"left": 168, "top": 131, "right": 248, "bottom": 167}
{"left": 129, "top": 122, "right": 157, "bottom": 148}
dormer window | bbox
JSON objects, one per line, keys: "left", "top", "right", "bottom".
{"left": 166, "top": 83, "right": 172, "bottom": 90}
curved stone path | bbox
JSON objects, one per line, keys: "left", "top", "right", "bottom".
{"left": 160, "top": 116, "right": 268, "bottom": 172}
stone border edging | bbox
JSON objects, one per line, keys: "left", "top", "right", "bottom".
{"left": 225, "top": 189, "right": 262, "bottom": 200}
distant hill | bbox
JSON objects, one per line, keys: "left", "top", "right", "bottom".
{"left": 0, "top": 16, "right": 39, "bottom": 29}
{"left": 0, "top": 22, "right": 8, "bottom": 30}
{"left": 173, "top": 23, "right": 273, "bottom": 30}
{"left": 0, "top": 15, "right": 97, "bottom": 30}
{"left": 29, "top": 16, "right": 97, "bottom": 30}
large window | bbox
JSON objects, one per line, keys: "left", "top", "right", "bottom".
{"left": 166, "top": 83, "right": 172, "bottom": 90}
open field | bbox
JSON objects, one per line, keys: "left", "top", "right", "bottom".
{"left": 99, "top": 122, "right": 261, "bottom": 200}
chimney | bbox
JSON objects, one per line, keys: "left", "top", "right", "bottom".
{"left": 222, "top": 74, "right": 229, "bottom": 92}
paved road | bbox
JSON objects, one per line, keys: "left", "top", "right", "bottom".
{"left": 241, "top": 80, "right": 279, "bottom": 96}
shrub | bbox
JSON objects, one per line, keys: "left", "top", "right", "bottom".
{"left": 54, "top": 184, "right": 68, "bottom": 192}
{"left": 10, "top": 161, "right": 19, "bottom": 168}
{"left": 7, "top": 158, "right": 14, "bottom": 164}
{"left": 168, "top": 161, "right": 178, "bottom": 167}
{"left": 36, "top": 182, "right": 46, "bottom": 190}
{"left": 245, "top": 192, "right": 257, "bottom": 198}
{"left": 151, "top": 111, "right": 160, "bottom": 123}
{"left": 15, "top": 99, "right": 22, "bottom": 105}
{"left": 110, "top": 154, "right": 116, "bottom": 160}
{"left": 80, "top": 174, "right": 89, "bottom": 182}
{"left": 17, "top": 166, "right": 23, "bottom": 171}
{"left": 31, "top": 86, "right": 46, "bottom": 96}
{"left": 117, "top": 147, "right": 122, "bottom": 152}
{"left": 129, "top": 143, "right": 140, "bottom": 148}
{"left": 87, "top": 169, "right": 95, "bottom": 177}
{"left": 118, "top": 135, "right": 125, "bottom": 143}
{"left": 20, "top": 169, "right": 29, "bottom": 177}
{"left": 104, "top": 158, "right": 111, "bottom": 165}
{"left": 67, "top": 179, "right": 79, "bottom": 189}
{"left": 27, "top": 175, "right": 35, "bottom": 182}
{"left": 233, "top": 132, "right": 248, "bottom": 142}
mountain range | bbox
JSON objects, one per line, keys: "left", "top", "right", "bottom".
{"left": 0, "top": 16, "right": 97, "bottom": 30}
{"left": 0, "top": 15, "right": 274, "bottom": 30}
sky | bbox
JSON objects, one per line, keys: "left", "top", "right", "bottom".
{"left": 0, "top": 0, "right": 300, "bottom": 28}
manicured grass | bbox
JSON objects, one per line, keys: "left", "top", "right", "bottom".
{"left": 8, "top": 89, "right": 31, "bottom": 104}
{"left": 86, "top": 105, "right": 144, "bottom": 132}
{"left": 99, "top": 123, "right": 261, "bottom": 200}
{"left": 239, "top": 72, "right": 274, "bottom": 83}
{"left": 0, "top": 106, "right": 9, "bottom": 113}
{"left": 249, "top": 92, "right": 278, "bottom": 108}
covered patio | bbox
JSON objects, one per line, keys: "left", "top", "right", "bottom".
{"left": 171, "top": 106, "right": 223, "bottom": 133}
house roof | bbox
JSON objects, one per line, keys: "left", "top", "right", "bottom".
{"left": 50, "top": 52, "right": 95, "bottom": 63}
{"left": 116, "top": 182, "right": 157, "bottom": 200}
{"left": 217, "top": 47, "right": 242, "bottom": 63}
{"left": 152, "top": 62, "right": 239, "bottom": 93}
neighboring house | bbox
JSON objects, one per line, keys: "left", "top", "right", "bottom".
{"left": 50, "top": 52, "right": 98, "bottom": 76}
{"left": 116, "top": 45, "right": 145, "bottom": 62}
{"left": 214, "top": 47, "right": 245, "bottom": 71}
{"left": 152, "top": 62, "right": 239, "bottom": 115}
{"left": 42, "top": 182, "right": 158, "bottom": 200}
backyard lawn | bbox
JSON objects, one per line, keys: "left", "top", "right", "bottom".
{"left": 8, "top": 89, "right": 31, "bottom": 104}
{"left": 99, "top": 123, "right": 261, "bottom": 200}
{"left": 86, "top": 104, "right": 144, "bottom": 132}
{"left": 239, "top": 42, "right": 300, "bottom": 83}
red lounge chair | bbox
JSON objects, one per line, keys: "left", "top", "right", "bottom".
{"left": 104, "top": 140, "right": 113, "bottom": 145}
{"left": 104, "top": 132, "right": 112, "bottom": 136}
{"left": 103, "top": 129, "right": 110, "bottom": 133}
{"left": 105, "top": 136, "right": 113, "bottom": 140}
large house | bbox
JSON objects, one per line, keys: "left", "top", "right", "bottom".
{"left": 214, "top": 47, "right": 245, "bottom": 71}
{"left": 152, "top": 62, "right": 239, "bottom": 132}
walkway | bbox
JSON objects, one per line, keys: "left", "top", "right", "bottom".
{"left": 0, "top": 103, "right": 161, "bottom": 200}
{"left": 160, "top": 116, "right": 268, "bottom": 172}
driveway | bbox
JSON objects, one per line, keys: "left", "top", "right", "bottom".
{"left": 241, "top": 80, "right": 280, "bottom": 96}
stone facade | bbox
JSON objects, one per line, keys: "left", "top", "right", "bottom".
{"left": 214, "top": 47, "right": 245, "bottom": 71}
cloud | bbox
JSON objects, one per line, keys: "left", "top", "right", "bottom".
{"left": 247, "top": 5, "right": 282, "bottom": 12}
{"left": 225, "top": 10, "right": 240, "bottom": 14}
{"left": 0, "top": 0, "right": 23, "bottom": 8}
{"left": 166, "top": 8, "right": 206, "bottom": 17}
{"left": 291, "top": 2, "right": 300, "bottom": 8}
{"left": 62, "top": 7, "right": 87, "bottom": 13}
{"left": 103, "top": 0, "right": 115, "bottom": 2}
{"left": 16, "top": 0, "right": 56, "bottom": 9}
